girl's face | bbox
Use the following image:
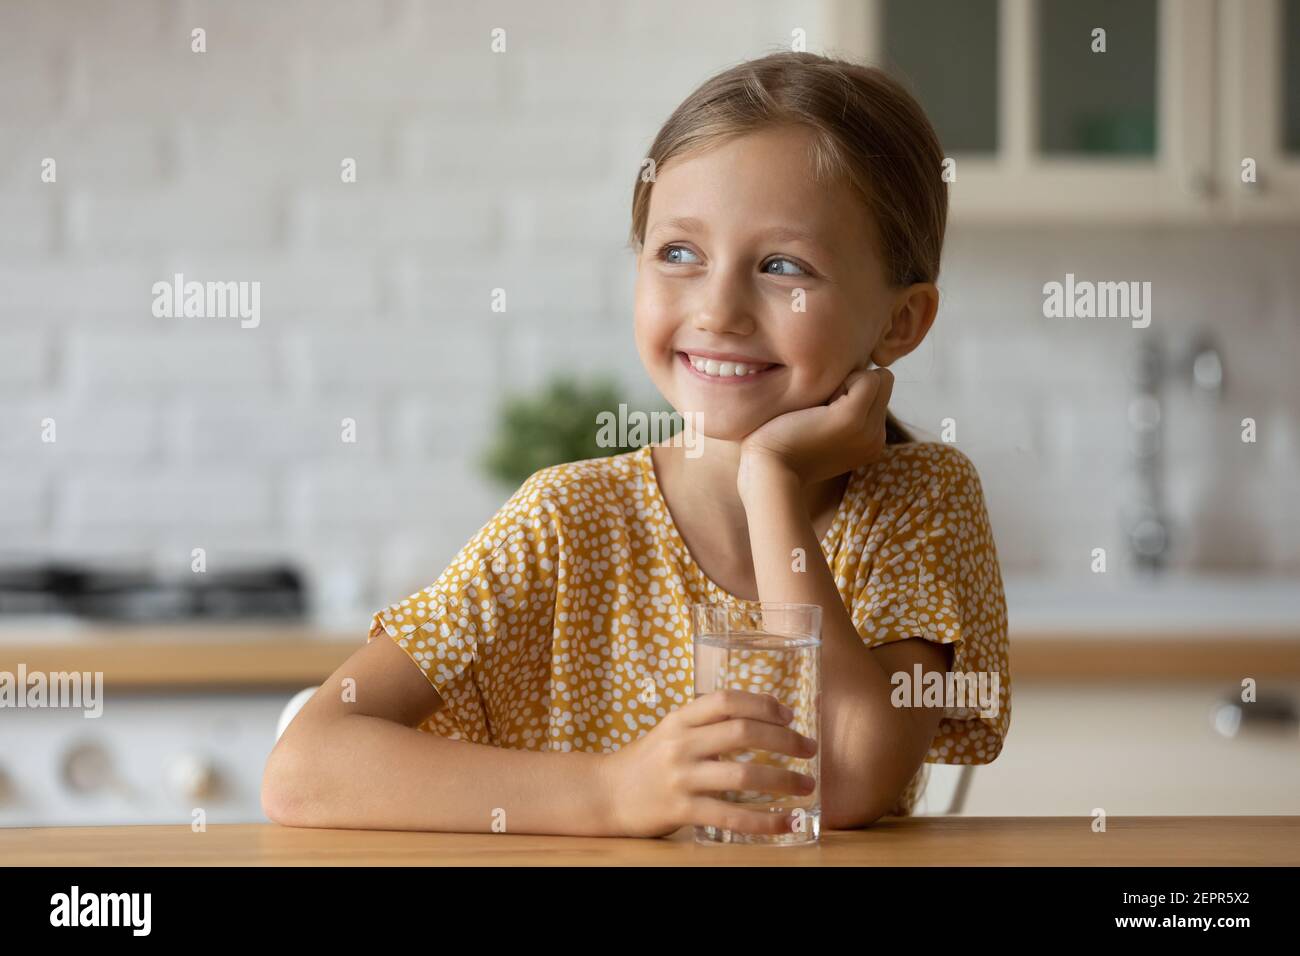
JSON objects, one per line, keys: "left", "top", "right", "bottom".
{"left": 634, "top": 123, "right": 896, "bottom": 443}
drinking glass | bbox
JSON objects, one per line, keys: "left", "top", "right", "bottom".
{"left": 690, "top": 601, "right": 822, "bottom": 845}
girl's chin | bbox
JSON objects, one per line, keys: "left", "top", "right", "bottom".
{"left": 656, "top": 362, "right": 798, "bottom": 439}
{"left": 660, "top": 404, "right": 764, "bottom": 443}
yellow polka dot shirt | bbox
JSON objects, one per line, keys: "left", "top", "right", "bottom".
{"left": 368, "top": 440, "right": 1011, "bottom": 817}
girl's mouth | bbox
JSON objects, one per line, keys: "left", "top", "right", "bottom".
{"left": 676, "top": 351, "right": 782, "bottom": 384}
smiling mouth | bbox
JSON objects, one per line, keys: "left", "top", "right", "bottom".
{"left": 676, "top": 351, "right": 782, "bottom": 382}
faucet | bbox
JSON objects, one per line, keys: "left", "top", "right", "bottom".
{"left": 1124, "top": 328, "right": 1225, "bottom": 574}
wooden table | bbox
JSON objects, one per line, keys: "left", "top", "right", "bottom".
{"left": 2, "top": 816, "right": 1296, "bottom": 866}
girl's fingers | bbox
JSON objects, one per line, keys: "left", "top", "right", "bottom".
{"left": 876, "top": 366, "right": 895, "bottom": 401}
{"left": 688, "top": 796, "right": 800, "bottom": 837}
{"left": 859, "top": 369, "right": 894, "bottom": 446}
{"left": 845, "top": 366, "right": 872, "bottom": 389}
{"left": 687, "top": 755, "right": 816, "bottom": 798}
{"left": 833, "top": 367, "right": 881, "bottom": 417}
{"left": 683, "top": 717, "right": 814, "bottom": 762}
{"left": 827, "top": 369, "right": 865, "bottom": 405}
{"left": 867, "top": 367, "right": 894, "bottom": 417}
{"left": 679, "top": 688, "right": 790, "bottom": 730}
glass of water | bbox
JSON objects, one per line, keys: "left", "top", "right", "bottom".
{"left": 690, "top": 601, "right": 822, "bottom": 846}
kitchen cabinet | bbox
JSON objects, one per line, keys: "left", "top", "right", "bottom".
{"left": 0, "top": 691, "right": 293, "bottom": 828}
{"left": 825, "top": 0, "right": 1300, "bottom": 223}
{"left": 0, "top": 628, "right": 358, "bottom": 828}
{"left": 1220, "top": 0, "right": 1300, "bottom": 218}
{"left": 956, "top": 680, "right": 1300, "bottom": 816}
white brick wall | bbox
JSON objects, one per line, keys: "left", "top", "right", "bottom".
{"left": 1, "top": 0, "right": 1298, "bottom": 614}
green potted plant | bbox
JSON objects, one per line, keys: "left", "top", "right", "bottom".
{"left": 480, "top": 373, "right": 677, "bottom": 490}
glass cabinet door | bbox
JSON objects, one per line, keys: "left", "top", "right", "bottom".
{"left": 1284, "top": 0, "right": 1300, "bottom": 157}
{"left": 881, "top": 0, "right": 1000, "bottom": 156}
{"left": 825, "top": 0, "right": 1218, "bottom": 220}
{"left": 1037, "top": 0, "right": 1158, "bottom": 157}
{"left": 877, "top": 0, "right": 1163, "bottom": 161}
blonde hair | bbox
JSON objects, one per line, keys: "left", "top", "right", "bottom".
{"left": 629, "top": 51, "right": 948, "bottom": 444}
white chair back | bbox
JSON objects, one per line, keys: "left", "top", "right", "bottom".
{"left": 914, "top": 764, "right": 975, "bottom": 815}
{"left": 275, "top": 687, "right": 320, "bottom": 743}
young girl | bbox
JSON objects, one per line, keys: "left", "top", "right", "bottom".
{"left": 263, "top": 51, "right": 1010, "bottom": 838}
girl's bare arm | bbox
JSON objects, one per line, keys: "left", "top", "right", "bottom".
{"left": 260, "top": 635, "right": 618, "bottom": 836}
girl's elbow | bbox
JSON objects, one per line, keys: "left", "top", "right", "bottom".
{"left": 261, "top": 743, "right": 319, "bottom": 827}
{"left": 822, "top": 788, "right": 892, "bottom": 830}
{"left": 824, "top": 803, "right": 889, "bottom": 831}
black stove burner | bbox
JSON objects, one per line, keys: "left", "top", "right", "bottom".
{"left": 0, "top": 562, "right": 306, "bottom": 621}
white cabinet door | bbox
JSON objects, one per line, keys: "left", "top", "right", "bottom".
{"left": 959, "top": 681, "right": 1300, "bottom": 815}
{"left": 1219, "top": 0, "right": 1300, "bottom": 219}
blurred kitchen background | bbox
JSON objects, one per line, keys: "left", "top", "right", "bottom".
{"left": 1, "top": 0, "right": 1298, "bottom": 827}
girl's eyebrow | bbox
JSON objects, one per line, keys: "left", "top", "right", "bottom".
{"left": 648, "top": 216, "right": 829, "bottom": 253}
{"left": 648, "top": 215, "right": 707, "bottom": 237}
{"left": 761, "top": 224, "right": 828, "bottom": 251}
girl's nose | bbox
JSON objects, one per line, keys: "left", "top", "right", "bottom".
{"left": 693, "top": 266, "right": 759, "bottom": 336}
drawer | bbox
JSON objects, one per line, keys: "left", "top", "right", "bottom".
{"left": 961, "top": 681, "right": 1300, "bottom": 815}
{"left": 0, "top": 692, "right": 291, "bottom": 827}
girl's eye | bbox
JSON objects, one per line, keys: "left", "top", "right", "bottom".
{"left": 657, "top": 244, "right": 700, "bottom": 265}
{"left": 763, "top": 256, "right": 808, "bottom": 277}
{"left": 655, "top": 244, "right": 811, "bottom": 277}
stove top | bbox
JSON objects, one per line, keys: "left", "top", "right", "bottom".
{"left": 0, "top": 562, "right": 306, "bottom": 621}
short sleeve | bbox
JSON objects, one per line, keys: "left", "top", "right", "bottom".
{"left": 851, "top": 445, "right": 1011, "bottom": 765}
{"left": 366, "top": 468, "right": 561, "bottom": 746}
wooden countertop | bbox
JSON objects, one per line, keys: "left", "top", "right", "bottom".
{"left": 1, "top": 625, "right": 1298, "bottom": 688}
{"left": 2, "top": 816, "right": 1296, "bottom": 866}
{"left": 0, "top": 625, "right": 360, "bottom": 688}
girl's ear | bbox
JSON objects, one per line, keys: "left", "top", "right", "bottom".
{"left": 874, "top": 283, "right": 938, "bottom": 367}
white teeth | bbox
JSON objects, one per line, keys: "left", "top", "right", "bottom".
{"left": 687, "top": 354, "right": 769, "bottom": 377}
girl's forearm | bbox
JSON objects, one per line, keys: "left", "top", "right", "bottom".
{"left": 740, "top": 463, "right": 919, "bottom": 826}
{"left": 263, "top": 713, "right": 619, "bottom": 836}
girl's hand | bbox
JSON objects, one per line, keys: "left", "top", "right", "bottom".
{"left": 599, "top": 690, "right": 818, "bottom": 838}
{"left": 738, "top": 365, "right": 895, "bottom": 494}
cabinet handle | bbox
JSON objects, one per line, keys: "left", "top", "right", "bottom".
{"left": 1211, "top": 693, "right": 1299, "bottom": 738}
